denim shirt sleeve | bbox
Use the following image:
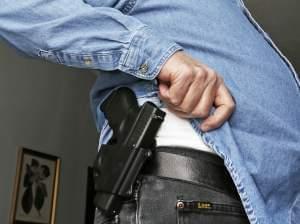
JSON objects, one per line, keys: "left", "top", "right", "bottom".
{"left": 0, "top": 0, "right": 182, "bottom": 80}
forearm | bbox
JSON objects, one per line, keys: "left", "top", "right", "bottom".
{"left": 0, "top": 0, "right": 182, "bottom": 79}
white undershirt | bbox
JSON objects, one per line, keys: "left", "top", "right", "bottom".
{"left": 156, "top": 108, "right": 216, "bottom": 154}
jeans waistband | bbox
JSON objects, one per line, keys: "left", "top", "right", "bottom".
{"left": 141, "top": 146, "right": 239, "bottom": 196}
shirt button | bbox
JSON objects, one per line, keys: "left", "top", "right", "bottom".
{"left": 83, "top": 57, "right": 92, "bottom": 66}
{"left": 139, "top": 63, "right": 148, "bottom": 74}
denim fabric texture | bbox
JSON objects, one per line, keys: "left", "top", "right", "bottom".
{"left": 94, "top": 175, "right": 250, "bottom": 224}
{"left": 94, "top": 146, "right": 251, "bottom": 224}
{"left": 1, "top": 0, "right": 299, "bottom": 223}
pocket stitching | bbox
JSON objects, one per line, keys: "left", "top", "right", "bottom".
{"left": 176, "top": 199, "right": 247, "bottom": 220}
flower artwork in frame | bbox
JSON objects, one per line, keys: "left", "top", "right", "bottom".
{"left": 10, "top": 147, "right": 61, "bottom": 224}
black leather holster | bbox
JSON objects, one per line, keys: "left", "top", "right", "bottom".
{"left": 93, "top": 87, "right": 165, "bottom": 217}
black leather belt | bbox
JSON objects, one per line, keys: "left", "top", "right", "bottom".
{"left": 141, "top": 146, "right": 239, "bottom": 196}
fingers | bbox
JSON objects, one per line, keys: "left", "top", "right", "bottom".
{"left": 175, "top": 68, "right": 209, "bottom": 114}
{"left": 200, "top": 82, "right": 235, "bottom": 132}
{"left": 160, "top": 74, "right": 235, "bottom": 132}
{"left": 168, "top": 73, "right": 193, "bottom": 106}
{"left": 158, "top": 82, "right": 170, "bottom": 99}
{"left": 159, "top": 66, "right": 195, "bottom": 106}
{"left": 161, "top": 68, "right": 219, "bottom": 118}
{"left": 189, "top": 71, "right": 218, "bottom": 117}
{"left": 157, "top": 51, "right": 235, "bottom": 132}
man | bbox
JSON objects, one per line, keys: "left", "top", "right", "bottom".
{"left": 0, "top": 0, "right": 299, "bottom": 223}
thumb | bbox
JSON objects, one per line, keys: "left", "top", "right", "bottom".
{"left": 159, "top": 82, "right": 170, "bottom": 100}
{"left": 157, "top": 69, "right": 171, "bottom": 83}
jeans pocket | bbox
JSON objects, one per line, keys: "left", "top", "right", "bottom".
{"left": 176, "top": 199, "right": 250, "bottom": 224}
{"left": 118, "top": 199, "right": 138, "bottom": 224}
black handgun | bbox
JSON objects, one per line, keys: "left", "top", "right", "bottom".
{"left": 93, "top": 87, "right": 165, "bottom": 217}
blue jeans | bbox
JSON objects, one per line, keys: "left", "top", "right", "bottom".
{"left": 94, "top": 147, "right": 250, "bottom": 224}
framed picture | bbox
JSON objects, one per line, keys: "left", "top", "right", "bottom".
{"left": 10, "top": 147, "right": 61, "bottom": 224}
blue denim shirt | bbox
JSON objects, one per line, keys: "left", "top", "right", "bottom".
{"left": 1, "top": 0, "right": 300, "bottom": 224}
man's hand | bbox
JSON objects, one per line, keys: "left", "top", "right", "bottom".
{"left": 157, "top": 51, "right": 235, "bottom": 132}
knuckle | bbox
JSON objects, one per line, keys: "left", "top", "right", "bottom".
{"left": 206, "top": 67, "right": 214, "bottom": 75}
{"left": 195, "top": 71, "right": 207, "bottom": 82}
{"left": 206, "top": 69, "right": 218, "bottom": 81}
{"left": 177, "top": 103, "right": 189, "bottom": 113}
{"left": 182, "top": 105, "right": 194, "bottom": 114}
{"left": 181, "top": 65, "right": 194, "bottom": 76}
{"left": 227, "top": 102, "right": 236, "bottom": 112}
{"left": 170, "top": 97, "right": 181, "bottom": 106}
{"left": 193, "top": 109, "right": 210, "bottom": 118}
{"left": 170, "top": 98, "right": 179, "bottom": 106}
{"left": 195, "top": 66, "right": 206, "bottom": 76}
{"left": 210, "top": 72, "right": 218, "bottom": 82}
{"left": 181, "top": 68, "right": 195, "bottom": 83}
{"left": 201, "top": 110, "right": 210, "bottom": 118}
{"left": 217, "top": 76, "right": 224, "bottom": 84}
{"left": 207, "top": 122, "right": 219, "bottom": 130}
{"left": 186, "top": 73, "right": 195, "bottom": 82}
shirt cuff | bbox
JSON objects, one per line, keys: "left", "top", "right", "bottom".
{"left": 119, "top": 26, "right": 183, "bottom": 80}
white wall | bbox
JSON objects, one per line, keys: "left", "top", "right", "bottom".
{"left": 0, "top": 42, "right": 98, "bottom": 224}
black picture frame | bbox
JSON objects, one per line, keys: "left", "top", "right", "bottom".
{"left": 10, "top": 147, "right": 61, "bottom": 224}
